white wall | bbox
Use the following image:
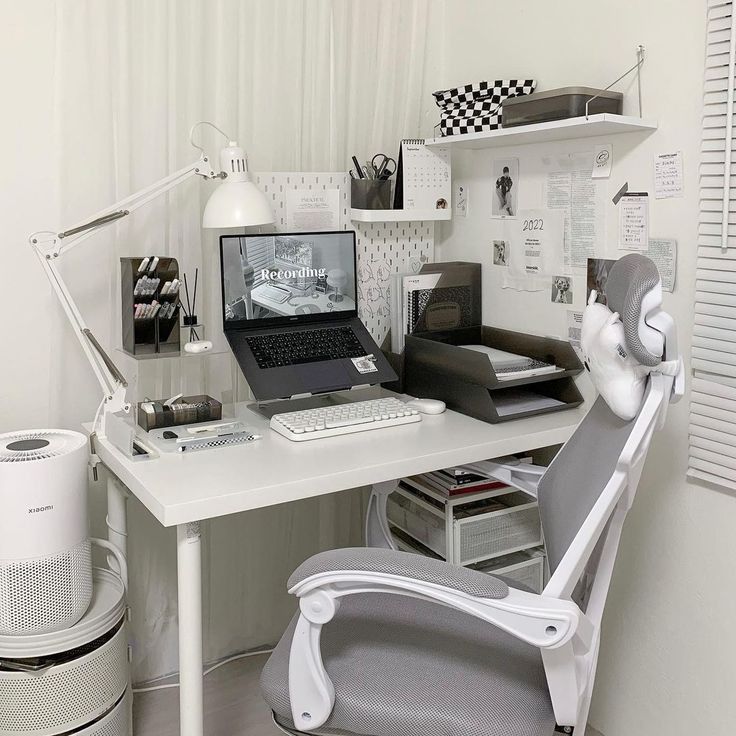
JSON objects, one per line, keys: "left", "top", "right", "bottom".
{"left": 0, "top": 2, "right": 57, "bottom": 430}
{"left": 436, "top": 1, "right": 736, "bottom": 734}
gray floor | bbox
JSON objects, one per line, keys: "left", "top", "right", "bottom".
{"left": 133, "top": 654, "right": 281, "bottom": 736}
{"left": 133, "top": 653, "right": 604, "bottom": 736}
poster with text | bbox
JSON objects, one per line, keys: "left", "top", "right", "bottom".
{"left": 503, "top": 209, "right": 564, "bottom": 291}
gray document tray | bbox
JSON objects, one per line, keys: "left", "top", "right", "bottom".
{"left": 404, "top": 326, "right": 584, "bottom": 424}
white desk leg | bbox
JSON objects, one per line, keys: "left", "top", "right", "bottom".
{"left": 106, "top": 476, "right": 128, "bottom": 567}
{"left": 177, "top": 522, "right": 204, "bottom": 736}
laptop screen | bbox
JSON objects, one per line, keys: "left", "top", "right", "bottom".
{"left": 220, "top": 231, "right": 358, "bottom": 331}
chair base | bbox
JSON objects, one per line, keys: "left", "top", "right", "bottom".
{"left": 271, "top": 713, "right": 298, "bottom": 735}
{"left": 271, "top": 712, "right": 576, "bottom": 736}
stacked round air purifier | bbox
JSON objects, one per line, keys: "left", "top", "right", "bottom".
{"left": 0, "top": 430, "right": 131, "bottom": 736}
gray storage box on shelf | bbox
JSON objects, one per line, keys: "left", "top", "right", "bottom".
{"left": 404, "top": 325, "right": 584, "bottom": 423}
{"left": 501, "top": 86, "right": 623, "bottom": 128}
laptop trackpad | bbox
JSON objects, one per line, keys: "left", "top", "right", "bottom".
{"left": 298, "top": 362, "right": 350, "bottom": 393}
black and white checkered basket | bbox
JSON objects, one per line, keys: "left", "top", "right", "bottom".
{"left": 433, "top": 79, "right": 536, "bottom": 136}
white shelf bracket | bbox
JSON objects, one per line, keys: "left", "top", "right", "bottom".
{"left": 585, "top": 44, "right": 646, "bottom": 120}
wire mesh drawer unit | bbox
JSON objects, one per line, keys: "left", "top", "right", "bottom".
{"left": 470, "top": 549, "right": 546, "bottom": 594}
{"left": 387, "top": 488, "right": 446, "bottom": 557}
{"left": 388, "top": 479, "right": 543, "bottom": 566}
{"left": 0, "top": 567, "right": 129, "bottom": 736}
{"left": 455, "top": 491, "right": 542, "bottom": 566}
{"left": 393, "top": 528, "right": 547, "bottom": 594}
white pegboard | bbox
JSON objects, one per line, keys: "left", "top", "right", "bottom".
{"left": 254, "top": 172, "right": 351, "bottom": 230}
{"left": 254, "top": 172, "right": 435, "bottom": 343}
{"left": 354, "top": 222, "right": 434, "bottom": 344}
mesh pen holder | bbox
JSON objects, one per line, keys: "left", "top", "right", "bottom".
{"left": 351, "top": 178, "right": 392, "bottom": 209}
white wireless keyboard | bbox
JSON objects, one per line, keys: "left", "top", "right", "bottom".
{"left": 260, "top": 284, "right": 291, "bottom": 303}
{"left": 270, "top": 397, "right": 421, "bottom": 441}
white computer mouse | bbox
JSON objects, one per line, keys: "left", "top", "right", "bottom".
{"left": 405, "top": 398, "right": 446, "bottom": 415}
{"left": 184, "top": 340, "right": 213, "bottom": 354}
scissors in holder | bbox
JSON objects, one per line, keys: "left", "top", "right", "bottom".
{"left": 371, "top": 153, "right": 396, "bottom": 180}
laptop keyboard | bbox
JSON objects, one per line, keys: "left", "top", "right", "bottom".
{"left": 246, "top": 326, "right": 366, "bottom": 368}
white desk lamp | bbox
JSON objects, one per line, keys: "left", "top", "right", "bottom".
{"left": 29, "top": 121, "right": 273, "bottom": 448}
{"left": 327, "top": 269, "right": 347, "bottom": 303}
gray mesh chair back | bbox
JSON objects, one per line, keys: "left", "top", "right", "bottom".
{"left": 537, "top": 395, "right": 639, "bottom": 574}
{"left": 540, "top": 253, "right": 664, "bottom": 575}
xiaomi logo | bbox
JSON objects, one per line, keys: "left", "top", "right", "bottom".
{"left": 28, "top": 505, "right": 54, "bottom": 514}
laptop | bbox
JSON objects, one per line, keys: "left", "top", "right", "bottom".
{"left": 219, "top": 231, "right": 397, "bottom": 400}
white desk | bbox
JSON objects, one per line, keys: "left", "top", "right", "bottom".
{"left": 251, "top": 283, "right": 356, "bottom": 318}
{"left": 90, "top": 397, "right": 585, "bottom": 736}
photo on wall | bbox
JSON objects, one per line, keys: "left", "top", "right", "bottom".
{"left": 493, "top": 239, "right": 509, "bottom": 266}
{"left": 586, "top": 258, "right": 617, "bottom": 305}
{"left": 551, "top": 275, "right": 573, "bottom": 304}
{"left": 492, "top": 157, "right": 519, "bottom": 218}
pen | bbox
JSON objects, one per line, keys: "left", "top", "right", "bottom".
{"left": 176, "top": 432, "right": 262, "bottom": 451}
{"left": 186, "top": 421, "right": 239, "bottom": 435}
{"left": 351, "top": 155, "right": 364, "bottom": 179}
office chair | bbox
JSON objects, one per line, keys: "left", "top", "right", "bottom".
{"left": 260, "top": 254, "right": 684, "bottom": 736}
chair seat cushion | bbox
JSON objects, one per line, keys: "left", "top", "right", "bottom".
{"left": 260, "top": 592, "right": 556, "bottom": 736}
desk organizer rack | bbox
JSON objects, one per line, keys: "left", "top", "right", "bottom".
{"left": 404, "top": 325, "right": 584, "bottom": 423}
{"left": 121, "top": 256, "right": 181, "bottom": 357}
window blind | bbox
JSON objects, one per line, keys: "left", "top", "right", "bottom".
{"left": 689, "top": 0, "right": 736, "bottom": 490}
{"left": 241, "top": 236, "right": 274, "bottom": 288}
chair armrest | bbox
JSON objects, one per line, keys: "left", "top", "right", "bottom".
{"left": 286, "top": 547, "right": 589, "bottom": 732}
{"left": 466, "top": 458, "right": 546, "bottom": 497}
{"left": 289, "top": 547, "right": 509, "bottom": 599}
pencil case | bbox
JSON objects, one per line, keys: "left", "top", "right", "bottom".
{"left": 137, "top": 395, "right": 222, "bottom": 431}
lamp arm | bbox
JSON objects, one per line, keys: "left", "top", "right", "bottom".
{"left": 33, "top": 156, "right": 215, "bottom": 260}
{"left": 28, "top": 154, "right": 217, "bottom": 435}
{"left": 35, "top": 249, "right": 120, "bottom": 400}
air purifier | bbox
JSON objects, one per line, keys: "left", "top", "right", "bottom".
{"left": 0, "top": 564, "right": 131, "bottom": 736}
{"left": 0, "top": 429, "right": 92, "bottom": 636}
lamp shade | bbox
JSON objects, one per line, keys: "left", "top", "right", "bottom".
{"left": 327, "top": 269, "right": 347, "bottom": 289}
{"left": 202, "top": 180, "right": 274, "bottom": 228}
{"left": 202, "top": 142, "right": 274, "bottom": 228}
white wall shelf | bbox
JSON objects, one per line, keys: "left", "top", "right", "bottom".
{"left": 424, "top": 113, "right": 658, "bottom": 150}
{"left": 350, "top": 208, "right": 451, "bottom": 222}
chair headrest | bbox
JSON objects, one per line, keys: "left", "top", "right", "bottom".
{"left": 581, "top": 254, "right": 678, "bottom": 421}
{"left": 604, "top": 254, "right": 663, "bottom": 367}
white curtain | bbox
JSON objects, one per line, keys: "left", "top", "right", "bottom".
{"left": 50, "top": 0, "right": 437, "bottom": 682}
